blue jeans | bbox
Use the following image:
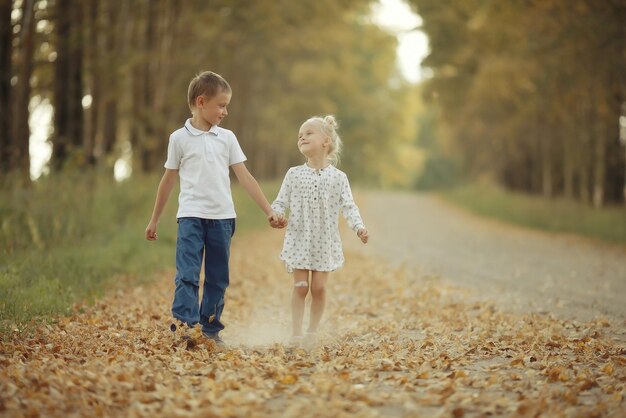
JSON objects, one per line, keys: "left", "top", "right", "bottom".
{"left": 171, "top": 217, "right": 235, "bottom": 334}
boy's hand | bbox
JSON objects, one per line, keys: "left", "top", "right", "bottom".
{"left": 268, "top": 212, "right": 287, "bottom": 229}
{"left": 357, "top": 228, "right": 369, "bottom": 244}
{"left": 145, "top": 221, "right": 158, "bottom": 241}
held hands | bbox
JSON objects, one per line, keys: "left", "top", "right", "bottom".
{"left": 268, "top": 212, "right": 288, "bottom": 229}
{"left": 357, "top": 228, "right": 369, "bottom": 244}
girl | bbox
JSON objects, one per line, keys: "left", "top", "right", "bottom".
{"left": 271, "top": 115, "right": 369, "bottom": 347}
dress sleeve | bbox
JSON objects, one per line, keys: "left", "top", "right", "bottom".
{"left": 340, "top": 174, "right": 365, "bottom": 232}
{"left": 271, "top": 169, "right": 292, "bottom": 216}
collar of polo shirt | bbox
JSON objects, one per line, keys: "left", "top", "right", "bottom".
{"left": 184, "top": 118, "right": 219, "bottom": 136}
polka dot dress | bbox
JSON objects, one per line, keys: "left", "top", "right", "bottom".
{"left": 271, "top": 164, "right": 365, "bottom": 273}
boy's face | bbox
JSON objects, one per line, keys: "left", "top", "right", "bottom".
{"left": 196, "top": 90, "right": 231, "bottom": 127}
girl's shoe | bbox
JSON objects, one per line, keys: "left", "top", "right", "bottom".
{"left": 289, "top": 335, "right": 303, "bottom": 347}
{"left": 303, "top": 332, "right": 317, "bottom": 349}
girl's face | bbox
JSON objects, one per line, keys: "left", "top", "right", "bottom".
{"left": 297, "top": 122, "right": 329, "bottom": 158}
{"left": 196, "top": 90, "right": 231, "bottom": 127}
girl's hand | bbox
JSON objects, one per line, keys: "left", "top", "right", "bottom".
{"left": 357, "top": 228, "right": 369, "bottom": 244}
{"left": 268, "top": 213, "right": 288, "bottom": 229}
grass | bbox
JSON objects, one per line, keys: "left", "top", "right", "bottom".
{"left": 0, "top": 172, "right": 280, "bottom": 334}
{"left": 440, "top": 182, "right": 626, "bottom": 245}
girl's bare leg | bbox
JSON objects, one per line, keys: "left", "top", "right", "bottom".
{"left": 308, "top": 271, "right": 329, "bottom": 333}
{"left": 291, "top": 269, "right": 310, "bottom": 337}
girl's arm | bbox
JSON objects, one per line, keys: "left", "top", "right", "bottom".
{"left": 271, "top": 169, "right": 292, "bottom": 217}
{"left": 340, "top": 175, "right": 368, "bottom": 243}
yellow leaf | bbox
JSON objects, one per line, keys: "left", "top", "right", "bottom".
{"left": 602, "top": 363, "right": 614, "bottom": 375}
{"left": 280, "top": 374, "right": 298, "bottom": 385}
{"left": 510, "top": 358, "right": 524, "bottom": 367}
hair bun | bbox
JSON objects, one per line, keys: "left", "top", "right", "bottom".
{"left": 323, "top": 115, "right": 338, "bottom": 129}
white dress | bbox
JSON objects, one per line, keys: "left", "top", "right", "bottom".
{"left": 271, "top": 164, "right": 365, "bottom": 273}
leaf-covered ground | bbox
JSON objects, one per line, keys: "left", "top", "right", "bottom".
{"left": 1, "top": 231, "right": 624, "bottom": 417}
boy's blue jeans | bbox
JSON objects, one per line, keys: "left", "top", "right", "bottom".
{"left": 172, "top": 217, "right": 235, "bottom": 335}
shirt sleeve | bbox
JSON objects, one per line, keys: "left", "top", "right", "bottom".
{"left": 271, "top": 169, "right": 292, "bottom": 216}
{"left": 229, "top": 132, "right": 247, "bottom": 166}
{"left": 164, "top": 135, "right": 181, "bottom": 169}
{"left": 340, "top": 174, "right": 365, "bottom": 232}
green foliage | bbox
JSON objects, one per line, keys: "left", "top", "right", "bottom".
{"left": 412, "top": 104, "right": 461, "bottom": 190}
{"left": 1, "top": 172, "right": 157, "bottom": 257}
{"left": 21, "top": 0, "right": 419, "bottom": 186}
{"left": 0, "top": 173, "right": 279, "bottom": 330}
{"left": 442, "top": 183, "right": 626, "bottom": 244}
{"left": 414, "top": 155, "right": 460, "bottom": 190}
{"left": 189, "top": 1, "right": 418, "bottom": 185}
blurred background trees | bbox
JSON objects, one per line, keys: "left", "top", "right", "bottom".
{"left": 409, "top": 0, "right": 626, "bottom": 207}
{"left": 1, "top": 0, "right": 419, "bottom": 187}
{"left": 1, "top": 0, "right": 625, "bottom": 206}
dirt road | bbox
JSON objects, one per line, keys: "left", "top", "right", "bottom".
{"left": 349, "top": 191, "right": 626, "bottom": 323}
{"left": 1, "top": 193, "right": 625, "bottom": 417}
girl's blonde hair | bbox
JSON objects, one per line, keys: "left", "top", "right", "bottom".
{"left": 304, "top": 115, "right": 343, "bottom": 166}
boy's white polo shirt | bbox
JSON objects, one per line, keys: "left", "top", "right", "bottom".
{"left": 164, "top": 119, "right": 247, "bottom": 219}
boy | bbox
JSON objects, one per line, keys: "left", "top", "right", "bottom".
{"left": 145, "top": 71, "right": 283, "bottom": 346}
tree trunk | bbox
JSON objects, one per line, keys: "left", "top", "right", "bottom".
{"left": 579, "top": 162, "right": 590, "bottom": 204}
{"left": 96, "top": 0, "right": 118, "bottom": 167}
{"left": 12, "top": 0, "right": 37, "bottom": 179}
{"left": 592, "top": 133, "right": 605, "bottom": 208}
{"left": 0, "top": 0, "right": 12, "bottom": 174}
{"left": 129, "top": 2, "right": 145, "bottom": 173}
{"left": 561, "top": 99, "right": 576, "bottom": 199}
{"left": 623, "top": 145, "right": 626, "bottom": 207}
{"left": 538, "top": 107, "right": 553, "bottom": 198}
{"left": 562, "top": 138, "right": 574, "bottom": 199}
{"left": 623, "top": 102, "right": 626, "bottom": 206}
{"left": 152, "top": 0, "right": 179, "bottom": 166}
{"left": 592, "top": 110, "right": 607, "bottom": 209}
{"left": 68, "top": 1, "right": 84, "bottom": 153}
{"left": 52, "top": 0, "right": 84, "bottom": 171}
{"left": 52, "top": 0, "right": 71, "bottom": 170}
{"left": 577, "top": 95, "right": 592, "bottom": 203}
{"left": 138, "top": 0, "right": 156, "bottom": 172}
{"left": 541, "top": 141, "right": 552, "bottom": 198}
{"left": 83, "top": 0, "right": 99, "bottom": 166}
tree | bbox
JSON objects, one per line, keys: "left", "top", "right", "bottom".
{"left": 0, "top": 0, "right": 12, "bottom": 174}
{"left": 12, "top": 0, "right": 37, "bottom": 178}
{"left": 409, "top": 0, "right": 626, "bottom": 205}
{"left": 4, "top": 0, "right": 420, "bottom": 187}
{"left": 52, "top": 0, "right": 84, "bottom": 171}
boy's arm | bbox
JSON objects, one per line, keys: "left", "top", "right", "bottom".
{"left": 145, "top": 169, "right": 178, "bottom": 240}
{"left": 231, "top": 162, "right": 275, "bottom": 219}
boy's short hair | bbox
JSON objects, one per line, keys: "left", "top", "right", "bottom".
{"left": 188, "top": 71, "right": 231, "bottom": 109}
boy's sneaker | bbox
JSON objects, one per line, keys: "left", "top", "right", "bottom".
{"left": 202, "top": 331, "right": 227, "bottom": 347}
